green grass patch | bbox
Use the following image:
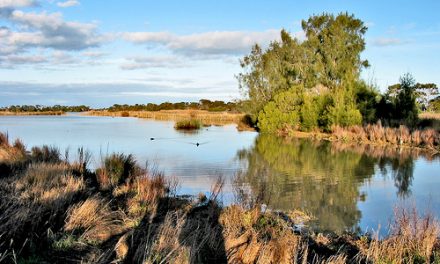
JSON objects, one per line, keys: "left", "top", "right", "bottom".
{"left": 174, "top": 119, "right": 202, "bottom": 130}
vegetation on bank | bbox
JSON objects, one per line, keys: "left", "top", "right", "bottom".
{"left": 87, "top": 109, "right": 250, "bottom": 128}
{"left": 106, "top": 99, "right": 239, "bottom": 112}
{"left": 1, "top": 132, "right": 440, "bottom": 263}
{"left": 174, "top": 119, "right": 203, "bottom": 130}
{"left": 238, "top": 13, "right": 439, "bottom": 141}
{"left": 0, "top": 105, "right": 90, "bottom": 113}
{"left": 0, "top": 111, "right": 64, "bottom": 116}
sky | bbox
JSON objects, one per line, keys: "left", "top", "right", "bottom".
{"left": 0, "top": 0, "right": 439, "bottom": 107}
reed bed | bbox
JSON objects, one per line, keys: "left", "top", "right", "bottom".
{"left": 87, "top": 109, "right": 245, "bottom": 126}
{"left": 331, "top": 123, "right": 440, "bottom": 150}
{"left": 420, "top": 112, "right": 440, "bottom": 120}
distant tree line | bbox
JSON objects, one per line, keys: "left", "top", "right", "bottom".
{"left": 0, "top": 105, "right": 91, "bottom": 112}
{"left": 107, "top": 99, "right": 238, "bottom": 112}
{"left": 238, "top": 12, "right": 439, "bottom": 133}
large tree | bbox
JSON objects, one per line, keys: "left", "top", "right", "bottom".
{"left": 238, "top": 13, "right": 370, "bottom": 130}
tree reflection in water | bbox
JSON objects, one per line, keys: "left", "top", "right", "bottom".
{"left": 234, "top": 135, "right": 429, "bottom": 233}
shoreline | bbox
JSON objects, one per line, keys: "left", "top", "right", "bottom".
{"left": 281, "top": 128, "right": 440, "bottom": 153}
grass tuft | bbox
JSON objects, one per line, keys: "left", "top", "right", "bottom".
{"left": 174, "top": 119, "right": 202, "bottom": 130}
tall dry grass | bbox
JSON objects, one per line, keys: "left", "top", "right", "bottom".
{"left": 362, "top": 207, "right": 440, "bottom": 263}
{"left": 332, "top": 123, "right": 440, "bottom": 150}
{"left": 87, "top": 109, "right": 245, "bottom": 126}
{"left": 420, "top": 112, "right": 440, "bottom": 120}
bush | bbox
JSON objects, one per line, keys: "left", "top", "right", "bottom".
{"left": 300, "top": 94, "right": 321, "bottom": 132}
{"left": 257, "top": 90, "right": 301, "bottom": 133}
{"left": 96, "top": 153, "right": 138, "bottom": 187}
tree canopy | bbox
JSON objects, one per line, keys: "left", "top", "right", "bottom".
{"left": 238, "top": 13, "right": 371, "bottom": 132}
{"left": 238, "top": 13, "right": 438, "bottom": 133}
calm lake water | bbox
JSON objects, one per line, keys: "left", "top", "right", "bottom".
{"left": 1, "top": 113, "right": 439, "bottom": 235}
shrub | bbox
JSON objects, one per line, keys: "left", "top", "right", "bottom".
{"left": 31, "top": 146, "right": 61, "bottom": 163}
{"left": 398, "top": 125, "right": 411, "bottom": 145}
{"left": 121, "top": 111, "right": 130, "bottom": 117}
{"left": 0, "top": 132, "right": 8, "bottom": 147}
{"left": 257, "top": 90, "right": 301, "bottom": 133}
{"left": 300, "top": 94, "right": 321, "bottom": 132}
{"left": 96, "top": 153, "right": 138, "bottom": 187}
{"left": 421, "top": 129, "right": 436, "bottom": 148}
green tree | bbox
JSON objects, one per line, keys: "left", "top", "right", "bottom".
{"left": 428, "top": 96, "right": 440, "bottom": 112}
{"left": 257, "top": 88, "right": 302, "bottom": 133}
{"left": 385, "top": 73, "right": 420, "bottom": 126}
{"left": 238, "top": 13, "right": 371, "bottom": 132}
{"left": 301, "top": 12, "right": 369, "bottom": 88}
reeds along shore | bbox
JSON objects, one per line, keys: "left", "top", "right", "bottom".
{"left": 330, "top": 123, "right": 440, "bottom": 150}
{"left": 87, "top": 109, "right": 246, "bottom": 125}
{"left": 1, "top": 132, "right": 440, "bottom": 263}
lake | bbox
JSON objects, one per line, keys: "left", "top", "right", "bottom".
{"left": 1, "top": 113, "right": 439, "bottom": 235}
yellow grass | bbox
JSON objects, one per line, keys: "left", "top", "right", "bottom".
{"left": 86, "top": 109, "right": 245, "bottom": 126}
{"left": 420, "top": 112, "right": 440, "bottom": 120}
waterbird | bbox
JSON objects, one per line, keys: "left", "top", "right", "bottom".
{"left": 188, "top": 141, "right": 209, "bottom": 147}
{"left": 150, "top": 137, "right": 155, "bottom": 140}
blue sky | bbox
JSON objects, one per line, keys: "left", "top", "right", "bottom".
{"left": 0, "top": 0, "right": 439, "bottom": 107}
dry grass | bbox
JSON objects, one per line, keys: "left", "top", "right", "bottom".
{"left": 362, "top": 207, "right": 440, "bottom": 263}
{"left": 87, "top": 109, "right": 245, "bottom": 126}
{"left": 0, "top": 133, "right": 26, "bottom": 162}
{"left": 420, "top": 112, "right": 440, "bottom": 120}
{"left": 330, "top": 123, "right": 440, "bottom": 150}
{"left": 65, "top": 196, "right": 127, "bottom": 243}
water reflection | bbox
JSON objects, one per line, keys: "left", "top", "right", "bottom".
{"left": 235, "top": 135, "right": 437, "bottom": 233}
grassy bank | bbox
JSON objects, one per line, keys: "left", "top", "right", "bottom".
{"left": 86, "top": 110, "right": 253, "bottom": 129}
{"left": 1, "top": 132, "right": 439, "bottom": 263}
{"left": 0, "top": 111, "right": 65, "bottom": 116}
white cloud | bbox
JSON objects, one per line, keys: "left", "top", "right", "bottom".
{"left": 1, "top": 54, "right": 47, "bottom": 64}
{"left": 0, "top": 8, "right": 105, "bottom": 62}
{"left": 121, "top": 55, "right": 188, "bottom": 70}
{"left": 82, "top": 51, "right": 106, "bottom": 58}
{"left": 57, "top": 0, "right": 80, "bottom": 8}
{"left": 0, "top": 0, "right": 35, "bottom": 8}
{"left": 122, "top": 29, "right": 283, "bottom": 56}
{"left": 372, "top": 37, "right": 408, "bottom": 47}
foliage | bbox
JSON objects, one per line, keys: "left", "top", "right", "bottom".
{"left": 0, "top": 105, "right": 90, "bottom": 112}
{"left": 238, "top": 13, "right": 438, "bottom": 133}
{"left": 238, "top": 13, "right": 371, "bottom": 132}
{"left": 387, "top": 81, "right": 439, "bottom": 111}
{"left": 379, "top": 73, "right": 420, "bottom": 127}
{"left": 257, "top": 89, "right": 302, "bottom": 133}
{"left": 428, "top": 96, "right": 440, "bottom": 112}
{"left": 107, "top": 99, "right": 238, "bottom": 112}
